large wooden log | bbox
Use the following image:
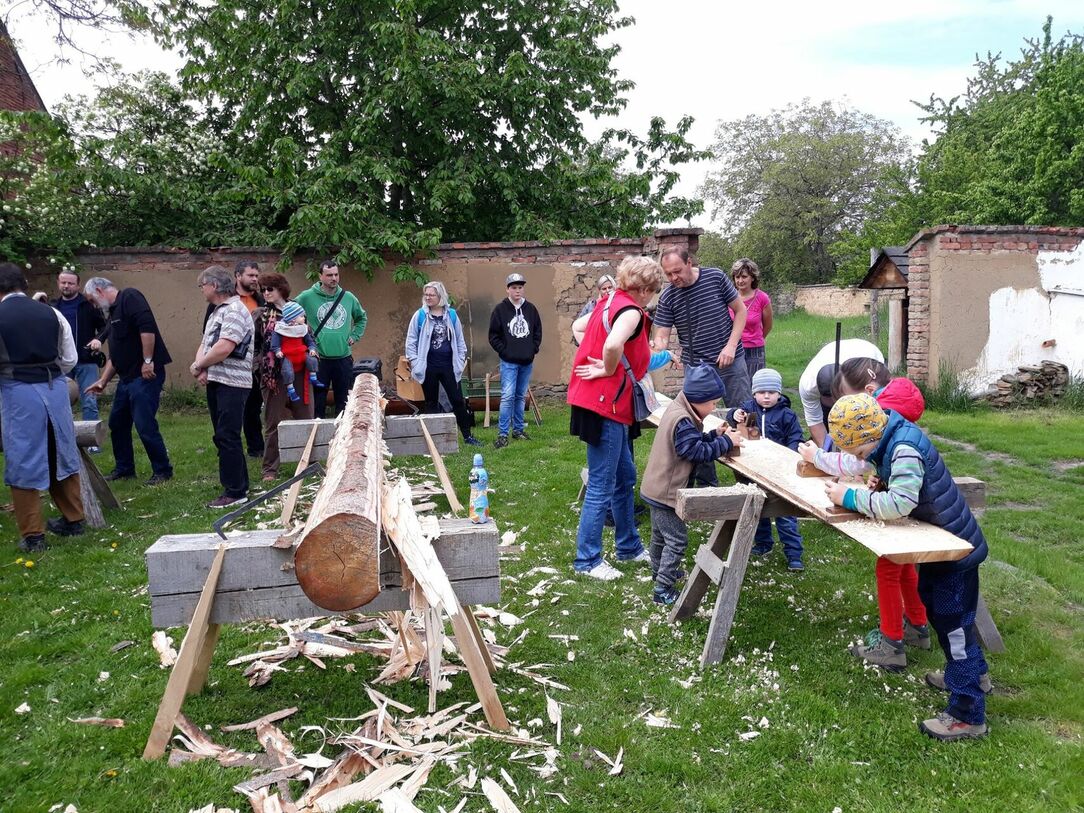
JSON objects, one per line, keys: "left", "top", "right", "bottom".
{"left": 294, "top": 375, "right": 384, "bottom": 611}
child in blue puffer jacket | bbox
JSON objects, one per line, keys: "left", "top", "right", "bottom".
{"left": 726, "top": 368, "right": 805, "bottom": 570}
{"left": 824, "top": 394, "right": 990, "bottom": 743}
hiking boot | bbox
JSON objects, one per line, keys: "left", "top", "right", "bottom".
{"left": 919, "top": 711, "right": 988, "bottom": 742}
{"left": 18, "top": 534, "right": 48, "bottom": 553}
{"left": 903, "top": 619, "right": 932, "bottom": 650}
{"left": 751, "top": 543, "right": 773, "bottom": 557}
{"left": 788, "top": 559, "right": 805, "bottom": 572}
{"left": 653, "top": 586, "right": 680, "bottom": 605}
{"left": 850, "top": 630, "right": 906, "bottom": 672}
{"left": 464, "top": 436, "right": 484, "bottom": 447}
{"left": 103, "top": 470, "right": 136, "bottom": 482}
{"left": 46, "top": 517, "right": 84, "bottom": 537}
{"left": 619, "top": 550, "right": 650, "bottom": 565}
{"left": 145, "top": 473, "right": 173, "bottom": 486}
{"left": 494, "top": 435, "right": 509, "bottom": 449}
{"left": 579, "top": 561, "right": 621, "bottom": 581}
{"left": 925, "top": 670, "right": 993, "bottom": 694}
{"left": 512, "top": 430, "right": 531, "bottom": 441}
{"left": 207, "top": 494, "right": 246, "bottom": 509}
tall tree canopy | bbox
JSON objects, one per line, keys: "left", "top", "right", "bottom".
{"left": 700, "top": 100, "right": 909, "bottom": 286}
{"left": 0, "top": 1, "right": 705, "bottom": 274}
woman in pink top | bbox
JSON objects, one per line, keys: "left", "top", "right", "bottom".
{"left": 730, "top": 258, "right": 772, "bottom": 377}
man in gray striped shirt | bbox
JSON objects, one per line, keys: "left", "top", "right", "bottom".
{"left": 652, "top": 247, "right": 750, "bottom": 408}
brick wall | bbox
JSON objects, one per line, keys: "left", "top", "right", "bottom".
{"left": 904, "top": 225, "right": 1084, "bottom": 384}
{"left": 0, "top": 23, "right": 46, "bottom": 113}
{"left": 27, "top": 229, "right": 702, "bottom": 393}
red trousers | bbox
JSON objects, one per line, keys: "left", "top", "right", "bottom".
{"left": 876, "top": 557, "right": 928, "bottom": 640}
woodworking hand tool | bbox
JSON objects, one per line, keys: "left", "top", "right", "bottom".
{"left": 212, "top": 462, "right": 324, "bottom": 539}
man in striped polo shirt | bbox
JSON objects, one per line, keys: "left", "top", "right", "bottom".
{"left": 652, "top": 247, "right": 750, "bottom": 408}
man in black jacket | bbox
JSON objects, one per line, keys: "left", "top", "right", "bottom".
{"left": 52, "top": 270, "right": 107, "bottom": 424}
{"left": 488, "top": 273, "right": 542, "bottom": 448}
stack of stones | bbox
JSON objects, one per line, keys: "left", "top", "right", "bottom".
{"left": 983, "top": 360, "right": 1070, "bottom": 407}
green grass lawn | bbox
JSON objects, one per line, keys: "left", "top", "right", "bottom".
{"left": 1, "top": 312, "right": 1081, "bottom": 812}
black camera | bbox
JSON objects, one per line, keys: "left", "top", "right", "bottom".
{"left": 87, "top": 348, "right": 107, "bottom": 368}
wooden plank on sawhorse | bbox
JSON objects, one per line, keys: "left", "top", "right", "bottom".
{"left": 278, "top": 415, "right": 458, "bottom": 463}
{"left": 668, "top": 485, "right": 765, "bottom": 667}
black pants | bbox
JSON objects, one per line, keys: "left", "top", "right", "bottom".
{"left": 315, "top": 356, "right": 354, "bottom": 418}
{"left": 243, "top": 373, "right": 264, "bottom": 456}
{"left": 421, "top": 365, "right": 474, "bottom": 439}
{"left": 207, "top": 382, "right": 250, "bottom": 498}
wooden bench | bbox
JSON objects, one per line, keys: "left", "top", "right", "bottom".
{"left": 278, "top": 414, "right": 458, "bottom": 463}
{"left": 146, "top": 518, "right": 499, "bottom": 628}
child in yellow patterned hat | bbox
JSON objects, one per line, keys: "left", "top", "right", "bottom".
{"left": 823, "top": 393, "right": 992, "bottom": 743}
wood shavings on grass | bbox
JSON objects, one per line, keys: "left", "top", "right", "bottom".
{"left": 592, "top": 746, "right": 624, "bottom": 776}
{"left": 151, "top": 630, "right": 177, "bottom": 667}
{"left": 481, "top": 777, "right": 522, "bottom": 812}
{"left": 15, "top": 702, "right": 30, "bottom": 714}
{"left": 68, "top": 716, "right": 125, "bottom": 728}
{"left": 638, "top": 709, "right": 679, "bottom": 729}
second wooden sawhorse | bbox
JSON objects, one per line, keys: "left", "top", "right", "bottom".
{"left": 668, "top": 480, "right": 1004, "bottom": 667}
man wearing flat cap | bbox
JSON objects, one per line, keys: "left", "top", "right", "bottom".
{"left": 488, "top": 273, "right": 542, "bottom": 448}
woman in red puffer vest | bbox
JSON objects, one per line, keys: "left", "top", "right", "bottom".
{"left": 567, "top": 255, "right": 663, "bottom": 581}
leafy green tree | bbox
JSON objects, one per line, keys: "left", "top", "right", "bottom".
{"left": 145, "top": 0, "right": 705, "bottom": 276}
{"left": 910, "top": 18, "right": 1084, "bottom": 227}
{"left": 700, "top": 100, "right": 909, "bottom": 286}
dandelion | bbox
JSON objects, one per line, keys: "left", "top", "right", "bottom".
{"left": 15, "top": 557, "right": 23, "bottom": 564}
{"left": 24, "top": 560, "right": 34, "bottom": 568}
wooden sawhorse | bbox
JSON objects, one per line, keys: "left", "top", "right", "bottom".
{"left": 668, "top": 482, "right": 1004, "bottom": 667}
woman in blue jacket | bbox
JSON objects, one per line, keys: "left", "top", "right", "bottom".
{"left": 405, "top": 282, "right": 483, "bottom": 447}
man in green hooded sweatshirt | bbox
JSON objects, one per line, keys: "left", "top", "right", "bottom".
{"left": 295, "top": 260, "right": 367, "bottom": 417}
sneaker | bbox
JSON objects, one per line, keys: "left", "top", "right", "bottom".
{"left": 788, "top": 559, "right": 805, "bottom": 572}
{"left": 619, "top": 550, "right": 650, "bottom": 565}
{"left": 145, "top": 473, "right": 173, "bottom": 486}
{"left": 494, "top": 435, "right": 509, "bottom": 449}
{"left": 850, "top": 630, "right": 906, "bottom": 672}
{"left": 262, "top": 474, "right": 277, "bottom": 482}
{"left": 903, "top": 619, "right": 932, "bottom": 650}
{"left": 103, "top": 470, "right": 136, "bottom": 482}
{"left": 207, "top": 495, "right": 246, "bottom": 509}
{"left": 464, "top": 436, "right": 484, "bottom": 447}
{"left": 45, "top": 517, "right": 84, "bottom": 537}
{"left": 580, "top": 561, "right": 621, "bottom": 581}
{"left": 925, "top": 670, "right": 993, "bottom": 694}
{"left": 653, "top": 586, "right": 680, "bottom": 605}
{"left": 919, "top": 711, "right": 988, "bottom": 742}
{"left": 87, "top": 446, "right": 101, "bottom": 454}
{"left": 512, "top": 430, "right": 531, "bottom": 441}
{"left": 18, "top": 534, "right": 48, "bottom": 553}
{"left": 287, "top": 385, "right": 300, "bottom": 402}
{"left": 751, "top": 543, "right": 773, "bottom": 557}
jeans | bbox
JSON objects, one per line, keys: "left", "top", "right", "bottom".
{"left": 648, "top": 503, "right": 689, "bottom": 590}
{"left": 754, "top": 515, "right": 803, "bottom": 562}
{"left": 498, "top": 360, "right": 532, "bottom": 436}
{"left": 743, "top": 346, "right": 766, "bottom": 379}
{"left": 70, "top": 363, "right": 100, "bottom": 421}
{"left": 918, "top": 565, "right": 987, "bottom": 724}
{"left": 109, "top": 373, "right": 172, "bottom": 477}
{"left": 717, "top": 355, "right": 751, "bottom": 408}
{"left": 243, "top": 374, "right": 264, "bottom": 456}
{"left": 207, "top": 381, "right": 250, "bottom": 498}
{"left": 574, "top": 417, "right": 643, "bottom": 571}
{"left": 422, "top": 365, "right": 474, "bottom": 440}
{"left": 315, "top": 356, "right": 354, "bottom": 418}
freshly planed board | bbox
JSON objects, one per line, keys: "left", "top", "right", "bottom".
{"left": 145, "top": 520, "right": 500, "bottom": 627}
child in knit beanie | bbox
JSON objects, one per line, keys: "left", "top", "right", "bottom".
{"left": 272, "top": 301, "right": 322, "bottom": 402}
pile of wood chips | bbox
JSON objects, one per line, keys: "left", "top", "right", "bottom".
{"left": 178, "top": 610, "right": 567, "bottom": 813}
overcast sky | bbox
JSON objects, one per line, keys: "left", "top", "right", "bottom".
{"left": 8, "top": 0, "right": 1084, "bottom": 226}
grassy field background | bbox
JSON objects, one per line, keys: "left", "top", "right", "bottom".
{"left": 0, "top": 311, "right": 1081, "bottom": 812}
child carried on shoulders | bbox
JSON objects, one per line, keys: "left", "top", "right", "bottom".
{"left": 273, "top": 301, "right": 323, "bottom": 402}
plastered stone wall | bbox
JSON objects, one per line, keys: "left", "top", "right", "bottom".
{"left": 905, "top": 225, "right": 1084, "bottom": 387}
{"left": 794, "top": 284, "right": 872, "bottom": 318}
{"left": 27, "top": 229, "right": 702, "bottom": 394}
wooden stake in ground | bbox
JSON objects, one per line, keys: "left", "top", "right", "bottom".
{"left": 280, "top": 422, "right": 320, "bottom": 527}
{"left": 484, "top": 373, "right": 491, "bottom": 428}
{"left": 143, "top": 544, "right": 226, "bottom": 760}
{"left": 527, "top": 387, "right": 543, "bottom": 426}
{"left": 294, "top": 375, "right": 384, "bottom": 612}
{"left": 419, "top": 418, "right": 463, "bottom": 515}
{"left": 381, "top": 475, "right": 508, "bottom": 730}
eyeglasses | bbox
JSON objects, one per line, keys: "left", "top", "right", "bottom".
{"left": 261, "top": 286, "right": 277, "bottom": 292}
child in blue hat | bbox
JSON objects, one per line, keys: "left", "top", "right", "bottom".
{"left": 272, "top": 301, "right": 322, "bottom": 402}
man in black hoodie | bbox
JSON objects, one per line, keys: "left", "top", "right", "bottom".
{"left": 488, "top": 273, "right": 542, "bottom": 448}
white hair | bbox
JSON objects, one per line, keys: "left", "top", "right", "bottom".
{"left": 83, "top": 277, "right": 117, "bottom": 297}
{"left": 422, "top": 280, "right": 450, "bottom": 309}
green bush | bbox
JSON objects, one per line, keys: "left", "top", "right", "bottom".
{"left": 919, "top": 361, "right": 981, "bottom": 413}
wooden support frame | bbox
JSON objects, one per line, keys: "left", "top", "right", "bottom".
{"left": 419, "top": 419, "right": 463, "bottom": 515}
{"left": 280, "top": 423, "right": 318, "bottom": 527}
{"left": 144, "top": 544, "right": 226, "bottom": 760}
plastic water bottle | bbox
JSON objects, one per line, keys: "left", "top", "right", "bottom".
{"left": 468, "top": 453, "right": 490, "bottom": 524}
